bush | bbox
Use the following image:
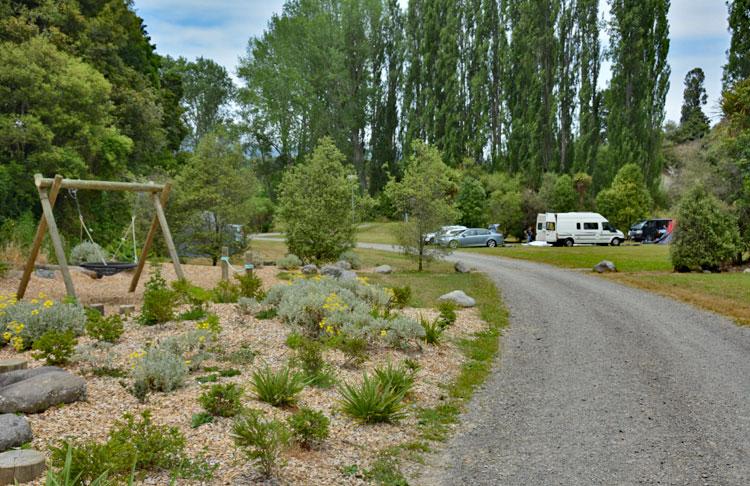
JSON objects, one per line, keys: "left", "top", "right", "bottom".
{"left": 332, "top": 335, "right": 369, "bottom": 368}
{"left": 211, "top": 280, "right": 240, "bottom": 303}
{"left": 199, "top": 383, "right": 244, "bottom": 417}
{"left": 339, "top": 372, "right": 407, "bottom": 423}
{"left": 139, "top": 268, "right": 177, "bottom": 325}
{"left": 223, "top": 345, "right": 256, "bottom": 365}
{"left": 196, "top": 313, "right": 222, "bottom": 336}
{"left": 0, "top": 296, "right": 85, "bottom": 351}
{"left": 250, "top": 365, "right": 306, "bottom": 407}
{"left": 373, "top": 362, "right": 415, "bottom": 396}
{"left": 420, "top": 316, "right": 443, "bottom": 345}
{"left": 236, "top": 272, "right": 264, "bottom": 299}
{"left": 31, "top": 330, "right": 77, "bottom": 365}
{"left": 172, "top": 279, "right": 211, "bottom": 320}
{"left": 671, "top": 185, "right": 742, "bottom": 271}
{"left": 437, "top": 301, "right": 458, "bottom": 327}
{"left": 85, "top": 310, "right": 124, "bottom": 343}
{"left": 70, "top": 241, "right": 109, "bottom": 265}
{"left": 238, "top": 297, "right": 261, "bottom": 315}
{"left": 276, "top": 254, "right": 302, "bottom": 270}
{"left": 595, "top": 163, "right": 653, "bottom": 232}
{"left": 232, "top": 410, "right": 290, "bottom": 477}
{"left": 390, "top": 286, "right": 412, "bottom": 308}
{"left": 382, "top": 315, "right": 426, "bottom": 349}
{"left": 130, "top": 347, "right": 188, "bottom": 401}
{"left": 295, "top": 337, "right": 336, "bottom": 388}
{"left": 287, "top": 407, "right": 330, "bottom": 449}
{"left": 338, "top": 250, "right": 362, "bottom": 270}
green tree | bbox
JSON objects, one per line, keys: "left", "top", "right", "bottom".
{"left": 573, "top": 0, "right": 602, "bottom": 175}
{"left": 723, "top": 0, "right": 750, "bottom": 89}
{"left": 385, "top": 141, "right": 458, "bottom": 271}
{"left": 679, "top": 68, "right": 710, "bottom": 140}
{"left": 573, "top": 172, "right": 593, "bottom": 210}
{"left": 484, "top": 172, "right": 525, "bottom": 238}
{"left": 595, "top": 163, "right": 653, "bottom": 231}
{"left": 671, "top": 185, "right": 742, "bottom": 271}
{"left": 277, "top": 137, "right": 356, "bottom": 262}
{"left": 172, "top": 130, "right": 258, "bottom": 265}
{"left": 457, "top": 177, "right": 487, "bottom": 228}
{"left": 550, "top": 174, "right": 577, "bottom": 212}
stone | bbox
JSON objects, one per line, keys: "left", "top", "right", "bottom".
{"left": 374, "top": 265, "right": 393, "bottom": 274}
{"left": 301, "top": 264, "right": 319, "bottom": 275}
{"left": 593, "top": 260, "right": 617, "bottom": 273}
{"left": 34, "top": 268, "right": 55, "bottom": 279}
{"left": 703, "top": 269, "right": 712, "bottom": 274}
{"left": 335, "top": 260, "right": 352, "bottom": 270}
{"left": 119, "top": 304, "right": 135, "bottom": 316}
{"left": 0, "top": 414, "right": 32, "bottom": 452}
{"left": 0, "top": 360, "right": 26, "bottom": 374}
{"left": 0, "top": 367, "right": 86, "bottom": 414}
{"left": 338, "top": 270, "right": 358, "bottom": 281}
{"left": 88, "top": 303, "right": 105, "bottom": 316}
{"left": 320, "top": 265, "right": 342, "bottom": 278}
{"left": 454, "top": 261, "right": 472, "bottom": 273}
{"left": 744, "top": 268, "right": 750, "bottom": 274}
{"left": 0, "top": 449, "right": 46, "bottom": 485}
{"left": 438, "top": 290, "right": 476, "bottom": 308}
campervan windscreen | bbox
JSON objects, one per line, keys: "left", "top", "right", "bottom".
{"left": 602, "top": 222, "right": 616, "bottom": 232}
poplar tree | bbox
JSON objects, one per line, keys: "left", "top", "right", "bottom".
{"left": 679, "top": 68, "right": 710, "bottom": 140}
{"left": 723, "top": 0, "right": 750, "bottom": 89}
{"left": 573, "top": 0, "right": 601, "bottom": 175}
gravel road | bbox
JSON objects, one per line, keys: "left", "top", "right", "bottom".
{"left": 410, "top": 251, "right": 750, "bottom": 485}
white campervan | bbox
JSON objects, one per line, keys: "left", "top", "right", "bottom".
{"left": 536, "top": 212, "right": 625, "bottom": 247}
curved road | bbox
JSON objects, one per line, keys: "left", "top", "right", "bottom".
{"left": 405, "top": 250, "right": 750, "bottom": 485}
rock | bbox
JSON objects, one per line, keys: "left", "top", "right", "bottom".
{"left": 593, "top": 260, "right": 617, "bottom": 273}
{"left": 88, "top": 303, "right": 105, "bottom": 316}
{"left": 301, "top": 264, "right": 319, "bottom": 275}
{"left": 0, "top": 414, "right": 32, "bottom": 452}
{"left": 34, "top": 268, "right": 55, "bottom": 279}
{"left": 335, "top": 260, "right": 352, "bottom": 270}
{"left": 0, "top": 360, "right": 26, "bottom": 374}
{"left": 702, "top": 269, "right": 712, "bottom": 274}
{"left": 119, "top": 304, "right": 135, "bottom": 316}
{"left": 0, "top": 368, "right": 86, "bottom": 414}
{"left": 374, "top": 265, "right": 393, "bottom": 274}
{"left": 320, "top": 265, "right": 342, "bottom": 278}
{"left": 0, "top": 367, "right": 62, "bottom": 389}
{"left": 454, "top": 261, "right": 472, "bottom": 273}
{"left": 744, "top": 268, "right": 750, "bottom": 274}
{"left": 438, "top": 290, "right": 476, "bottom": 308}
{"left": 338, "top": 270, "right": 358, "bottom": 281}
{"left": 0, "top": 449, "right": 46, "bottom": 485}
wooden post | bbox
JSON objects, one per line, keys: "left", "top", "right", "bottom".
{"left": 38, "top": 188, "right": 76, "bottom": 299}
{"left": 221, "top": 246, "right": 229, "bottom": 281}
{"left": 129, "top": 184, "right": 170, "bottom": 292}
{"left": 152, "top": 191, "right": 184, "bottom": 281}
{"left": 244, "top": 253, "right": 254, "bottom": 276}
{"left": 17, "top": 175, "right": 63, "bottom": 299}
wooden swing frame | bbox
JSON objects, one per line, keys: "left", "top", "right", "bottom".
{"left": 17, "top": 174, "right": 184, "bottom": 300}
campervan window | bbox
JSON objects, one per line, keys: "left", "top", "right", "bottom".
{"left": 583, "top": 222, "right": 599, "bottom": 230}
{"left": 602, "top": 222, "right": 616, "bottom": 232}
{"left": 537, "top": 222, "right": 543, "bottom": 231}
{"left": 546, "top": 222, "right": 556, "bottom": 231}
{"left": 576, "top": 223, "right": 581, "bottom": 230}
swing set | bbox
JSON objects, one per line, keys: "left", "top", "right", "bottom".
{"left": 17, "top": 174, "right": 184, "bottom": 300}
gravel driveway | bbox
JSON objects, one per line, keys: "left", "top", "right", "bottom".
{"left": 410, "top": 251, "right": 750, "bottom": 485}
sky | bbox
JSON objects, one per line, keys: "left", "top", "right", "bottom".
{"left": 134, "top": 0, "right": 731, "bottom": 125}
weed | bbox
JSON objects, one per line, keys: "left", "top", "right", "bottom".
{"left": 255, "top": 308, "right": 277, "bottom": 320}
{"left": 420, "top": 315, "right": 444, "bottom": 345}
{"left": 191, "top": 412, "right": 214, "bottom": 429}
{"left": 390, "top": 285, "right": 412, "bottom": 308}
{"left": 332, "top": 335, "right": 369, "bottom": 368}
{"left": 232, "top": 410, "right": 290, "bottom": 477}
{"left": 212, "top": 280, "right": 240, "bottom": 303}
{"left": 223, "top": 345, "right": 256, "bottom": 365}
{"left": 219, "top": 368, "right": 241, "bottom": 378}
{"left": 437, "top": 300, "right": 458, "bottom": 327}
{"left": 196, "top": 374, "right": 219, "bottom": 384}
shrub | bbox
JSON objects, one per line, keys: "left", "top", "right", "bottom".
{"left": 223, "top": 345, "right": 256, "bottom": 365}
{"left": 287, "top": 407, "right": 330, "bottom": 449}
{"left": 339, "top": 373, "right": 407, "bottom": 423}
{"left": 31, "top": 330, "right": 77, "bottom": 365}
{"left": 295, "top": 337, "right": 336, "bottom": 388}
{"left": 382, "top": 315, "right": 425, "bottom": 349}
{"left": 191, "top": 412, "right": 214, "bottom": 429}
{"left": 196, "top": 374, "right": 218, "bottom": 384}
{"left": 276, "top": 254, "right": 302, "bottom": 270}
{"left": 390, "top": 286, "right": 412, "bottom": 308}
{"left": 220, "top": 368, "right": 242, "bottom": 378}
{"left": 373, "top": 362, "right": 415, "bottom": 396}
{"left": 235, "top": 272, "right": 264, "bottom": 299}
{"left": 85, "top": 310, "right": 124, "bottom": 343}
{"left": 238, "top": 297, "right": 261, "bottom": 315}
{"left": 130, "top": 347, "right": 188, "bottom": 401}
{"left": 172, "top": 279, "right": 211, "bottom": 320}
{"left": 211, "top": 280, "right": 240, "bottom": 303}
{"left": 338, "top": 250, "right": 362, "bottom": 270}
{"left": 0, "top": 296, "right": 85, "bottom": 350}
{"left": 232, "top": 410, "right": 290, "bottom": 477}
{"left": 70, "top": 241, "right": 109, "bottom": 265}
{"left": 196, "top": 313, "right": 222, "bottom": 336}
{"left": 0, "top": 262, "right": 8, "bottom": 278}
{"left": 199, "top": 383, "right": 244, "bottom": 417}
{"left": 332, "top": 335, "right": 369, "bottom": 368}
{"left": 595, "top": 163, "right": 653, "bottom": 232}
{"left": 139, "top": 268, "right": 177, "bottom": 325}
{"left": 250, "top": 365, "right": 306, "bottom": 407}
{"left": 437, "top": 301, "right": 458, "bottom": 327}
{"left": 420, "top": 315, "right": 444, "bottom": 345}
{"left": 671, "top": 185, "right": 742, "bottom": 271}
{"left": 45, "top": 443, "right": 113, "bottom": 485}
{"left": 178, "top": 306, "right": 207, "bottom": 321}
{"left": 255, "top": 308, "right": 277, "bottom": 320}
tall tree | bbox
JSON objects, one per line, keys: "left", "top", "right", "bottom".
{"left": 557, "top": 0, "right": 578, "bottom": 173}
{"left": 573, "top": 0, "right": 602, "bottom": 175}
{"left": 723, "top": 0, "right": 750, "bottom": 89}
{"left": 605, "top": 0, "right": 671, "bottom": 188}
{"left": 679, "top": 67, "right": 710, "bottom": 140}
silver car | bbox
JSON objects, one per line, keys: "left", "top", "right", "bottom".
{"left": 438, "top": 228, "right": 504, "bottom": 248}
{"left": 424, "top": 225, "right": 467, "bottom": 244}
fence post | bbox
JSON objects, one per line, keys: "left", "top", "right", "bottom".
{"left": 221, "top": 246, "right": 229, "bottom": 281}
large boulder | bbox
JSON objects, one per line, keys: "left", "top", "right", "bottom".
{"left": 0, "top": 367, "right": 86, "bottom": 414}
{"left": 301, "top": 264, "right": 319, "bottom": 275}
{"left": 438, "top": 290, "right": 476, "bottom": 308}
{"left": 335, "top": 260, "right": 352, "bottom": 271}
{"left": 454, "top": 261, "right": 472, "bottom": 274}
{"left": 0, "top": 414, "right": 32, "bottom": 452}
{"left": 744, "top": 268, "right": 750, "bottom": 274}
{"left": 593, "top": 260, "right": 617, "bottom": 273}
{"left": 338, "top": 270, "right": 358, "bottom": 282}
{"left": 320, "top": 265, "right": 342, "bottom": 278}
{"left": 0, "top": 360, "right": 26, "bottom": 374}
{"left": 0, "top": 449, "right": 46, "bottom": 484}
{"left": 374, "top": 265, "right": 393, "bottom": 274}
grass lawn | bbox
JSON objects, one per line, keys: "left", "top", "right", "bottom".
{"left": 246, "top": 238, "right": 289, "bottom": 261}
{"left": 463, "top": 244, "right": 673, "bottom": 272}
{"left": 356, "top": 222, "right": 400, "bottom": 245}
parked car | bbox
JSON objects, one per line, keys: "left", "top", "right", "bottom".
{"left": 535, "top": 212, "right": 625, "bottom": 247}
{"left": 438, "top": 228, "right": 504, "bottom": 248}
{"left": 424, "top": 225, "right": 467, "bottom": 244}
{"left": 628, "top": 219, "right": 673, "bottom": 242}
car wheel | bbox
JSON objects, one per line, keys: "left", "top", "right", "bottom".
{"left": 611, "top": 238, "right": 622, "bottom": 246}
{"left": 487, "top": 239, "right": 497, "bottom": 248}
{"left": 564, "top": 238, "right": 574, "bottom": 247}
{"left": 449, "top": 240, "right": 459, "bottom": 249}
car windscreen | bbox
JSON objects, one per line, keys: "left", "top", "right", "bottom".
{"left": 602, "top": 222, "right": 616, "bottom": 232}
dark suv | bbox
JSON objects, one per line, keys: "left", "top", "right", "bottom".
{"left": 628, "top": 219, "right": 673, "bottom": 242}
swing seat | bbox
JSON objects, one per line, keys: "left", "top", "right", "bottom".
{"left": 79, "top": 262, "right": 137, "bottom": 278}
